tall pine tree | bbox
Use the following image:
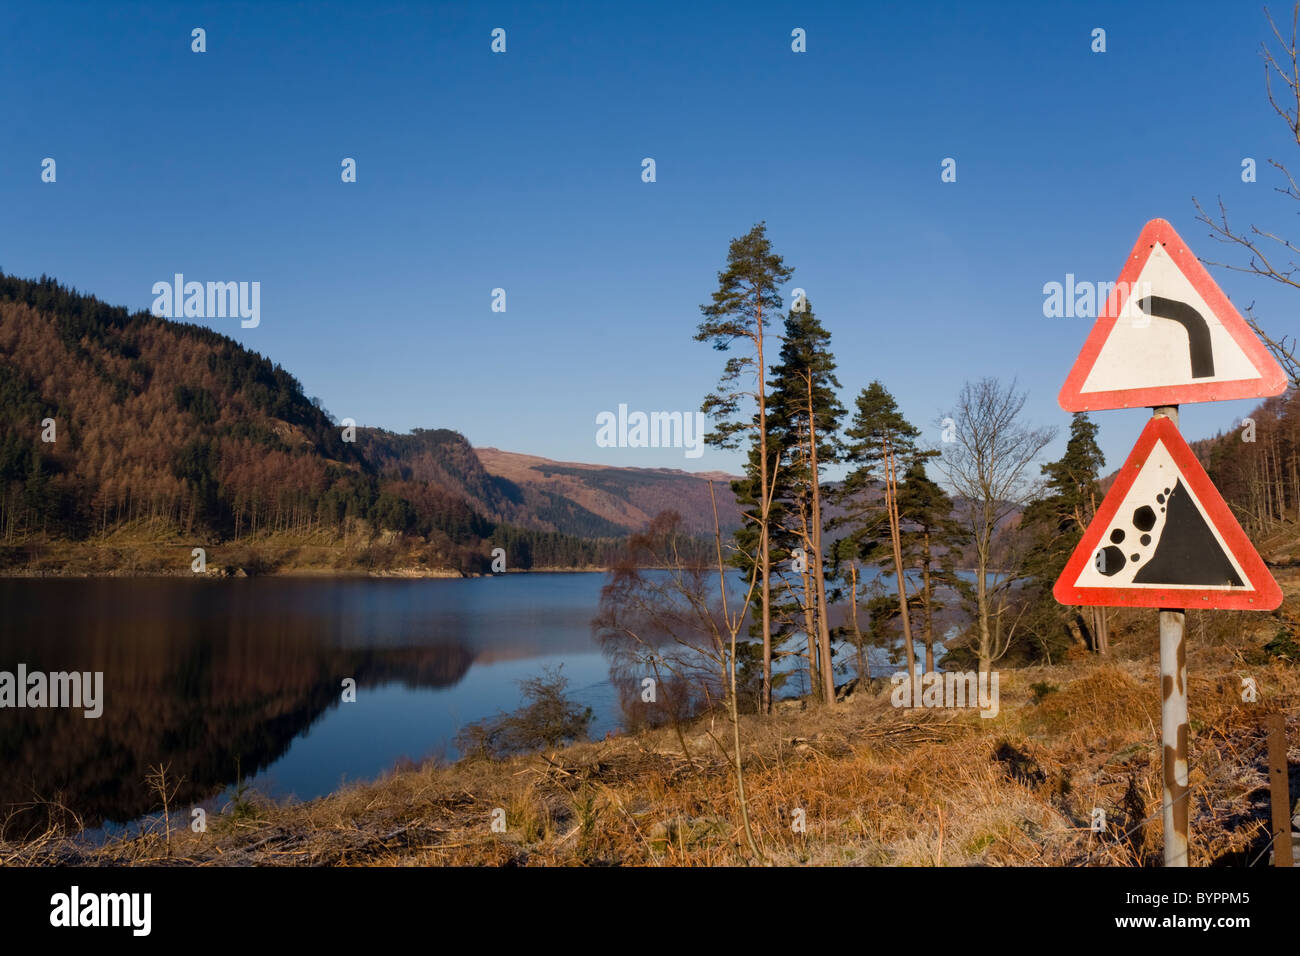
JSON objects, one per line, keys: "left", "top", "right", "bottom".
{"left": 766, "top": 298, "right": 844, "bottom": 702}
{"left": 695, "top": 222, "right": 794, "bottom": 714}
{"left": 836, "top": 382, "right": 922, "bottom": 681}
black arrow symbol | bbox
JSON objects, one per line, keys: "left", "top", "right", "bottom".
{"left": 1137, "top": 295, "right": 1215, "bottom": 378}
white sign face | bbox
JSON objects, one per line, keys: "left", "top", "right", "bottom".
{"left": 1078, "top": 242, "right": 1258, "bottom": 395}
{"left": 1070, "top": 435, "right": 1246, "bottom": 591}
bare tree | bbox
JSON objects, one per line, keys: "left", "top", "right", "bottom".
{"left": 593, "top": 512, "right": 737, "bottom": 762}
{"left": 592, "top": 492, "right": 771, "bottom": 863}
{"left": 787, "top": 367, "right": 837, "bottom": 703}
{"left": 780, "top": 478, "right": 824, "bottom": 699}
{"left": 709, "top": 482, "right": 765, "bottom": 862}
{"left": 1193, "top": 4, "right": 1300, "bottom": 388}
{"left": 144, "top": 762, "right": 184, "bottom": 856}
{"left": 935, "top": 379, "right": 1056, "bottom": 674}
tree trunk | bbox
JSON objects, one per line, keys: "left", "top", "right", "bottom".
{"left": 921, "top": 528, "right": 934, "bottom": 674}
{"left": 849, "top": 561, "right": 867, "bottom": 684}
{"left": 807, "top": 374, "right": 836, "bottom": 704}
{"left": 976, "top": 529, "right": 992, "bottom": 675}
{"left": 884, "top": 436, "right": 917, "bottom": 683}
{"left": 757, "top": 305, "right": 772, "bottom": 715}
{"left": 798, "top": 552, "right": 820, "bottom": 700}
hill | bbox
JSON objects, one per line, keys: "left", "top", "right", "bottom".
{"left": 0, "top": 273, "right": 734, "bottom": 575}
{"left": 474, "top": 447, "right": 740, "bottom": 538}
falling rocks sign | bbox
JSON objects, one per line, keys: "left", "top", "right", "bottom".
{"left": 1054, "top": 416, "right": 1281, "bottom": 611}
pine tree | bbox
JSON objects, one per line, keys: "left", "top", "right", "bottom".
{"left": 1021, "top": 412, "right": 1108, "bottom": 657}
{"left": 895, "top": 458, "right": 969, "bottom": 672}
{"left": 766, "top": 299, "right": 844, "bottom": 702}
{"left": 836, "top": 382, "right": 921, "bottom": 682}
{"left": 695, "top": 222, "right": 794, "bottom": 714}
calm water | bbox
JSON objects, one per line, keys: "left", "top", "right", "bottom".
{"left": 0, "top": 574, "right": 625, "bottom": 834}
{"left": 0, "top": 569, "right": 932, "bottom": 837}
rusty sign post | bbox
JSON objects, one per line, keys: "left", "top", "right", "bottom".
{"left": 1158, "top": 605, "right": 1188, "bottom": 865}
{"left": 1155, "top": 402, "right": 1189, "bottom": 864}
{"left": 1055, "top": 219, "right": 1287, "bottom": 866}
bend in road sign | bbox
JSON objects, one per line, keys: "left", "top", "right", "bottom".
{"left": 1059, "top": 219, "right": 1287, "bottom": 411}
{"left": 1054, "top": 415, "right": 1281, "bottom": 610}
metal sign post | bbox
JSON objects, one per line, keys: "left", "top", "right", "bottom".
{"left": 1158, "top": 605, "right": 1189, "bottom": 865}
{"left": 1155, "top": 405, "right": 1189, "bottom": 866}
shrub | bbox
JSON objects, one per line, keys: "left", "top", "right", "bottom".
{"left": 455, "top": 666, "right": 594, "bottom": 759}
{"left": 1029, "top": 681, "right": 1059, "bottom": 703}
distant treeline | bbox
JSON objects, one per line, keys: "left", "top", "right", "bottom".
{"left": 1201, "top": 391, "right": 1300, "bottom": 535}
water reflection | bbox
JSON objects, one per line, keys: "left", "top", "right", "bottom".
{"left": 0, "top": 575, "right": 617, "bottom": 836}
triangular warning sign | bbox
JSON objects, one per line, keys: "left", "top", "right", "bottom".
{"left": 1059, "top": 219, "right": 1287, "bottom": 411}
{"left": 1054, "top": 416, "right": 1281, "bottom": 610}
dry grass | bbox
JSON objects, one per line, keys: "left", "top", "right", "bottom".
{"left": 4, "top": 578, "right": 1297, "bottom": 867}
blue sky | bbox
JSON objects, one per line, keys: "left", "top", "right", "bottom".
{"left": 2, "top": 0, "right": 1296, "bottom": 479}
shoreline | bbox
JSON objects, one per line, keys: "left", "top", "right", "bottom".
{"left": 0, "top": 564, "right": 613, "bottom": 580}
{"left": 0, "top": 566, "right": 614, "bottom": 579}
{"left": 0, "top": 540, "right": 614, "bottom": 579}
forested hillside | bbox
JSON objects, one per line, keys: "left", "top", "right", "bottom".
{"left": 0, "top": 273, "right": 703, "bottom": 573}
{"left": 1199, "top": 391, "right": 1300, "bottom": 560}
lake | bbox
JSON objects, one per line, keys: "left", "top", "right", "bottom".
{"left": 0, "top": 570, "right": 923, "bottom": 838}
{"left": 0, "top": 573, "right": 631, "bottom": 835}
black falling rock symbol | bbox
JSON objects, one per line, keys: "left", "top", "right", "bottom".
{"left": 1131, "top": 479, "right": 1243, "bottom": 587}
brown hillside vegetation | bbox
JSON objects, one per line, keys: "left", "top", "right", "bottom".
{"left": 0, "top": 275, "right": 730, "bottom": 574}
{"left": 9, "top": 570, "right": 1296, "bottom": 868}
{"left": 1196, "top": 390, "right": 1299, "bottom": 541}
